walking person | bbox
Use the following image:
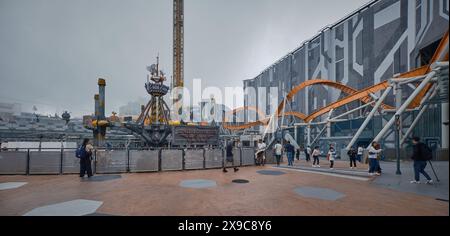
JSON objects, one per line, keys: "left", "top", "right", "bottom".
{"left": 305, "top": 145, "right": 311, "bottom": 162}
{"left": 312, "top": 146, "right": 321, "bottom": 168}
{"left": 295, "top": 148, "right": 300, "bottom": 161}
{"left": 273, "top": 140, "right": 283, "bottom": 166}
{"left": 284, "top": 141, "right": 295, "bottom": 166}
{"left": 76, "top": 138, "right": 93, "bottom": 178}
{"left": 327, "top": 146, "right": 336, "bottom": 170}
{"left": 256, "top": 139, "right": 267, "bottom": 166}
{"left": 223, "top": 140, "right": 239, "bottom": 173}
{"left": 368, "top": 141, "right": 383, "bottom": 176}
{"left": 357, "top": 146, "right": 364, "bottom": 163}
{"left": 347, "top": 147, "right": 357, "bottom": 169}
{"left": 375, "top": 143, "right": 383, "bottom": 174}
{"left": 410, "top": 137, "right": 433, "bottom": 184}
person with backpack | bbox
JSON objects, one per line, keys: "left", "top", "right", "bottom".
{"left": 76, "top": 138, "right": 94, "bottom": 178}
{"left": 347, "top": 147, "right": 357, "bottom": 169}
{"left": 410, "top": 137, "right": 433, "bottom": 184}
{"left": 223, "top": 140, "right": 239, "bottom": 173}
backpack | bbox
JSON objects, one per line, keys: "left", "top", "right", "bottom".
{"left": 422, "top": 144, "right": 433, "bottom": 161}
{"left": 75, "top": 145, "right": 87, "bottom": 159}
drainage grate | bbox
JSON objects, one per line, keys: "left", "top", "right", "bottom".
{"left": 232, "top": 179, "right": 249, "bottom": 184}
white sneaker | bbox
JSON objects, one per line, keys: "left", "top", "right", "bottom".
{"left": 369, "top": 173, "right": 374, "bottom": 176}
{"left": 426, "top": 180, "right": 434, "bottom": 185}
{"left": 317, "top": 165, "right": 320, "bottom": 168}
{"left": 330, "top": 168, "right": 334, "bottom": 170}
{"left": 410, "top": 180, "right": 420, "bottom": 184}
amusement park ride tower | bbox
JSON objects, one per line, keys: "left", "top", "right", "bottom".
{"left": 122, "top": 57, "right": 173, "bottom": 146}
{"left": 139, "top": 56, "right": 171, "bottom": 126}
{"left": 89, "top": 0, "right": 219, "bottom": 148}
{"left": 172, "top": 0, "right": 184, "bottom": 116}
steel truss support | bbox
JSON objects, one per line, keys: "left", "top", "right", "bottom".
{"left": 401, "top": 84, "right": 440, "bottom": 145}
{"left": 346, "top": 86, "right": 392, "bottom": 150}
{"left": 369, "top": 69, "right": 439, "bottom": 148}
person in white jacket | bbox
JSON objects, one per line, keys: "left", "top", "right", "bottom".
{"left": 312, "top": 146, "right": 321, "bottom": 168}
{"left": 367, "top": 141, "right": 383, "bottom": 176}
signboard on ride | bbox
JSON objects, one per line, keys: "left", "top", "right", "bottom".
{"left": 171, "top": 126, "right": 219, "bottom": 146}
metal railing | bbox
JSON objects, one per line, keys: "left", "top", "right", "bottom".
{"left": 0, "top": 147, "right": 257, "bottom": 175}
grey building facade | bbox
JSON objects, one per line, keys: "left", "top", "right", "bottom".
{"left": 243, "top": 0, "right": 448, "bottom": 149}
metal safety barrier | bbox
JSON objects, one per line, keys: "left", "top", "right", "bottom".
{"left": 0, "top": 147, "right": 257, "bottom": 175}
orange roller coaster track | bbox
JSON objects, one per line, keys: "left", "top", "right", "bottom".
{"left": 223, "top": 79, "right": 392, "bottom": 130}
{"left": 223, "top": 31, "right": 449, "bottom": 131}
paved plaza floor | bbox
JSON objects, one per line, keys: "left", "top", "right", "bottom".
{"left": 0, "top": 160, "right": 448, "bottom": 216}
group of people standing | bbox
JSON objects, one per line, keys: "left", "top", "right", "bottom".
{"left": 273, "top": 140, "right": 296, "bottom": 166}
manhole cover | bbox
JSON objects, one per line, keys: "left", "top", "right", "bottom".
{"left": 82, "top": 175, "right": 122, "bottom": 182}
{"left": 257, "top": 170, "right": 286, "bottom": 176}
{"left": 180, "top": 179, "right": 217, "bottom": 189}
{"left": 232, "top": 179, "right": 249, "bottom": 184}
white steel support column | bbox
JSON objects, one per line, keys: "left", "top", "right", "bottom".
{"left": 370, "top": 70, "right": 438, "bottom": 147}
{"left": 346, "top": 86, "right": 392, "bottom": 150}
{"left": 306, "top": 122, "right": 311, "bottom": 146}
{"left": 326, "top": 122, "right": 332, "bottom": 138}
{"left": 401, "top": 84, "right": 439, "bottom": 145}
{"left": 326, "top": 109, "right": 333, "bottom": 138}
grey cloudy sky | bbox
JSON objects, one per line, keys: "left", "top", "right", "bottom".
{"left": 0, "top": 0, "right": 369, "bottom": 117}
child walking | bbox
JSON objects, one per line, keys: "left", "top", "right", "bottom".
{"left": 327, "top": 147, "right": 336, "bottom": 170}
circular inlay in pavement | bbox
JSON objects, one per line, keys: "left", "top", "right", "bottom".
{"left": 257, "top": 170, "right": 286, "bottom": 176}
{"left": 23, "top": 199, "right": 103, "bottom": 216}
{"left": 0, "top": 182, "right": 27, "bottom": 190}
{"left": 294, "top": 187, "right": 345, "bottom": 201}
{"left": 232, "top": 179, "right": 249, "bottom": 184}
{"left": 179, "top": 179, "right": 217, "bottom": 189}
{"left": 82, "top": 175, "right": 122, "bottom": 182}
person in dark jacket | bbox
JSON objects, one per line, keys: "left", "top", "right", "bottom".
{"left": 284, "top": 141, "right": 295, "bottom": 166}
{"left": 347, "top": 147, "right": 357, "bottom": 169}
{"left": 295, "top": 148, "right": 300, "bottom": 161}
{"left": 410, "top": 137, "right": 433, "bottom": 184}
{"left": 223, "top": 140, "right": 239, "bottom": 173}
{"left": 79, "top": 138, "right": 93, "bottom": 178}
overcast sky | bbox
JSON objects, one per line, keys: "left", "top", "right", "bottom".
{"left": 0, "top": 0, "right": 369, "bottom": 117}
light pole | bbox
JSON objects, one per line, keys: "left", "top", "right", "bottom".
{"left": 395, "top": 114, "right": 402, "bottom": 175}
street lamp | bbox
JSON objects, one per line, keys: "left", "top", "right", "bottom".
{"left": 395, "top": 114, "right": 402, "bottom": 175}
